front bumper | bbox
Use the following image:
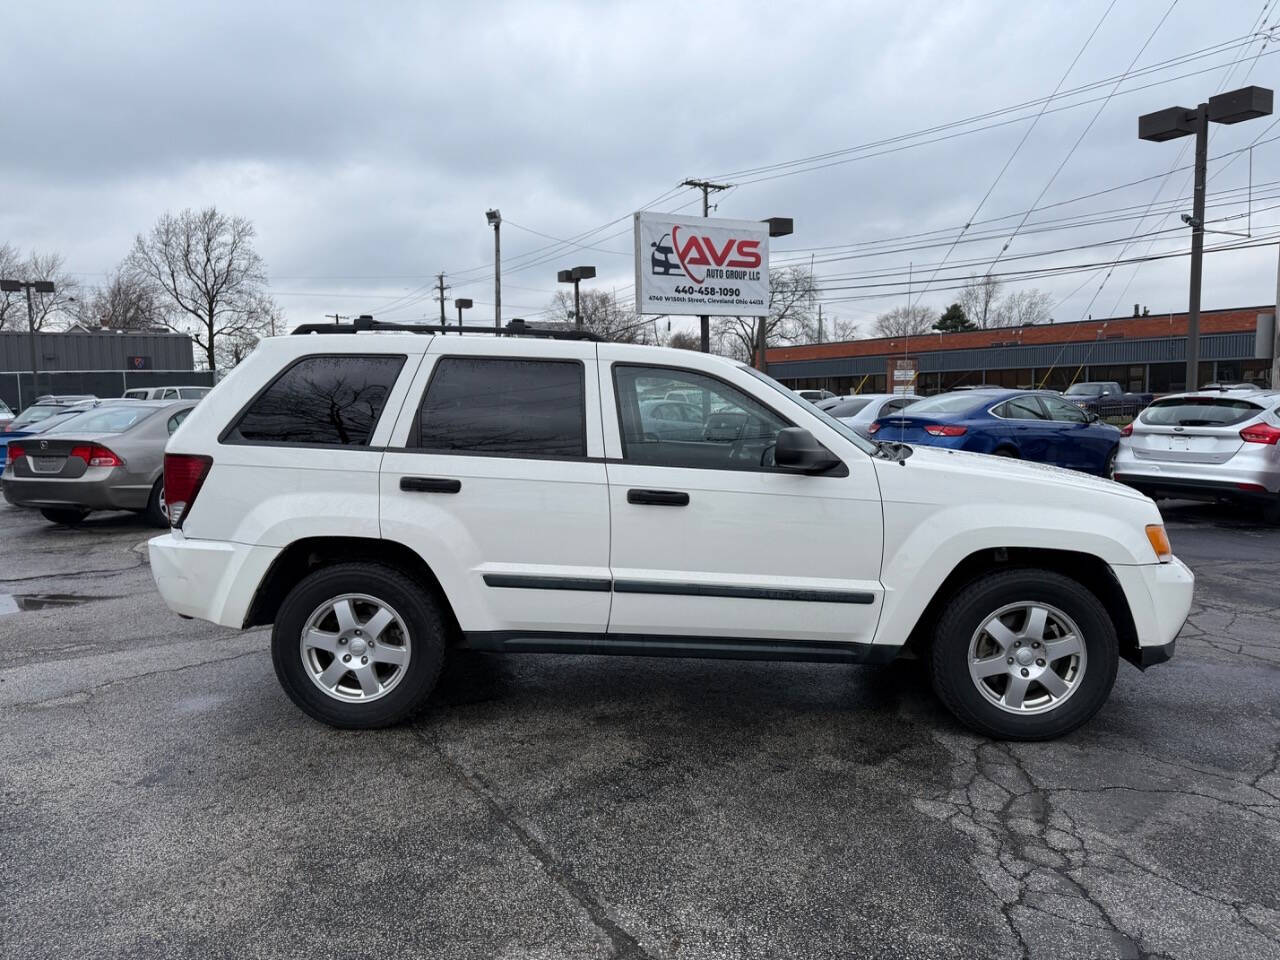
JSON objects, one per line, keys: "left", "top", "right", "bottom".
{"left": 1110, "top": 557, "right": 1194, "bottom": 669}
{"left": 2, "top": 472, "right": 152, "bottom": 511}
{"left": 149, "top": 531, "right": 280, "bottom": 627}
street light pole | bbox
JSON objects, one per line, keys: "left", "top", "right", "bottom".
{"left": 1, "top": 278, "right": 55, "bottom": 407}
{"left": 757, "top": 218, "right": 795, "bottom": 373}
{"left": 486, "top": 209, "right": 502, "bottom": 331}
{"left": 1139, "top": 85, "right": 1272, "bottom": 391}
{"left": 1186, "top": 103, "right": 1209, "bottom": 394}
{"left": 454, "top": 298, "right": 472, "bottom": 332}
{"left": 557, "top": 266, "right": 596, "bottom": 330}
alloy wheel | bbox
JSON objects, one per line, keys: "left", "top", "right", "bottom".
{"left": 967, "top": 601, "right": 1087, "bottom": 715}
{"left": 299, "top": 593, "right": 412, "bottom": 703}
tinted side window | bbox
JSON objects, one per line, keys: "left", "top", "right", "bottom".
{"left": 997, "top": 397, "right": 1048, "bottom": 420}
{"left": 1040, "top": 396, "right": 1088, "bottom": 423}
{"left": 614, "top": 365, "right": 791, "bottom": 471}
{"left": 415, "top": 357, "right": 585, "bottom": 458}
{"left": 228, "top": 355, "right": 405, "bottom": 446}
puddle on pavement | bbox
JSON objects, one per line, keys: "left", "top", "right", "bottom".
{"left": 0, "top": 593, "right": 118, "bottom": 614}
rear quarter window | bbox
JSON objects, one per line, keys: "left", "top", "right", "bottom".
{"left": 225, "top": 354, "right": 406, "bottom": 446}
{"left": 414, "top": 356, "right": 585, "bottom": 458}
{"left": 1140, "top": 397, "right": 1262, "bottom": 427}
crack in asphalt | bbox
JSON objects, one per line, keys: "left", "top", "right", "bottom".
{"left": 407, "top": 723, "right": 657, "bottom": 960}
{"left": 914, "top": 732, "right": 1280, "bottom": 958}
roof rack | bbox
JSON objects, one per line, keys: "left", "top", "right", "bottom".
{"left": 291, "top": 315, "right": 601, "bottom": 341}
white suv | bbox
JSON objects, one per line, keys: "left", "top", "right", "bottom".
{"left": 149, "top": 322, "right": 1194, "bottom": 739}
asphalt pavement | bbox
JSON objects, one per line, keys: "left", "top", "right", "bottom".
{"left": 1, "top": 501, "right": 1277, "bottom": 960}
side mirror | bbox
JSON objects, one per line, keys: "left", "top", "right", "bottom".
{"left": 774, "top": 427, "right": 841, "bottom": 473}
{"left": 1084, "top": 410, "right": 1100, "bottom": 423}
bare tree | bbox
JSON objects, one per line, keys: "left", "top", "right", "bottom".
{"left": 23, "top": 251, "right": 79, "bottom": 330}
{"left": 126, "top": 207, "right": 270, "bottom": 370}
{"left": 215, "top": 294, "right": 286, "bottom": 368}
{"left": 543, "top": 288, "right": 656, "bottom": 343}
{"left": 667, "top": 329, "right": 701, "bottom": 350}
{"left": 713, "top": 266, "right": 816, "bottom": 362}
{"left": 995, "top": 288, "right": 1053, "bottom": 327}
{"left": 0, "top": 243, "right": 22, "bottom": 331}
{"left": 873, "top": 304, "right": 937, "bottom": 337}
{"left": 958, "top": 274, "right": 1003, "bottom": 329}
{"left": 75, "top": 265, "right": 168, "bottom": 330}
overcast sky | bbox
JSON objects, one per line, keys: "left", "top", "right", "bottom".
{"left": 2, "top": 0, "right": 1276, "bottom": 336}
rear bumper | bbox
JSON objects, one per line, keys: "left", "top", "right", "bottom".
{"left": 1115, "top": 446, "right": 1280, "bottom": 500}
{"left": 1110, "top": 557, "right": 1194, "bottom": 668}
{"left": 2, "top": 473, "right": 152, "bottom": 511}
{"left": 148, "top": 531, "right": 280, "bottom": 628}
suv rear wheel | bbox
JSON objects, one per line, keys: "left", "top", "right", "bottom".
{"left": 930, "top": 568, "right": 1118, "bottom": 740}
{"left": 271, "top": 562, "right": 445, "bottom": 728}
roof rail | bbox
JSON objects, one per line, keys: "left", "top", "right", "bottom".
{"left": 291, "top": 315, "right": 602, "bottom": 341}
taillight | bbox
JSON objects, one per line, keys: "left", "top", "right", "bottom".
{"left": 164, "top": 454, "right": 213, "bottom": 529}
{"left": 1240, "top": 423, "right": 1280, "bottom": 445}
{"left": 71, "top": 443, "right": 123, "bottom": 467}
{"left": 867, "top": 422, "right": 881, "bottom": 434}
{"left": 8, "top": 442, "right": 25, "bottom": 460}
{"left": 924, "top": 424, "right": 967, "bottom": 437}
{"left": 1121, "top": 422, "right": 1133, "bottom": 437}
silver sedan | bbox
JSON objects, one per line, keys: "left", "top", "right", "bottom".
{"left": 818, "top": 393, "right": 924, "bottom": 436}
{"left": 1114, "top": 387, "right": 1280, "bottom": 521}
{"left": 1, "top": 399, "right": 196, "bottom": 526}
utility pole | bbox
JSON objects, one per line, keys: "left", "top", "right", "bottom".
{"left": 682, "top": 178, "right": 731, "bottom": 352}
{"left": 434, "top": 272, "right": 450, "bottom": 331}
{"left": 817, "top": 303, "right": 824, "bottom": 344}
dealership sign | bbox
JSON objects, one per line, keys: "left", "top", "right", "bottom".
{"left": 634, "top": 212, "right": 770, "bottom": 317}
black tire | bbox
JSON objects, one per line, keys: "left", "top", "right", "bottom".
{"left": 40, "top": 508, "right": 88, "bottom": 525}
{"left": 992, "top": 448, "right": 1018, "bottom": 459}
{"left": 930, "top": 568, "right": 1118, "bottom": 740}
{"left": 271, "top": 562, "right": 446, "bottom": 729}
{"left": 143, "top": 478, "right": 168, "bottom": 528}
{"left": 1261, "top": 497, "right": 1280, "bottom": 525}
{"left": 1104, "top": 445, "right": 1118, "bottom": 480}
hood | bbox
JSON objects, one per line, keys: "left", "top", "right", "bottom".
{"left": 882, "top": 444, "right": 1150, "bottom": 503}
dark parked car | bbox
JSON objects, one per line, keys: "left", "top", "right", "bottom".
{"left": 2, "top": 399, "right": 195, "bottom": 525}
{"left": 869, "top": 389, "right": 1123, "bottom": 476}
{"left": 1063, "top": 381, "right": 1153, "bottom": 419}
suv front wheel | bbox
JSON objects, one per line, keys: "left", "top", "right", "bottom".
{"left": 930, "top": 569, "right": 1119, "bottom": 740}
{"left": 271, "top": 562, "right": 445, "bottom": 728}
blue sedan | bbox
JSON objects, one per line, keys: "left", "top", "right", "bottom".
{"left": 868, "top": 389, "right": 1123, "bottom": 476}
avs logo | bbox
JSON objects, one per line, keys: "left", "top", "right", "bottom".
{"left": 649, "top": 226, "right": 762, "bottom": 285}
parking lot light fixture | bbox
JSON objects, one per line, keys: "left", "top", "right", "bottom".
{"left": 1138, "top": 86, "right": 1273, "bottom": 391}
{"left": 557, "top": 266, "right": 596, "bottom": 329}
{"left": 755, "top": 218, "right": 794, "bottom": 371}
{"left": 453, "top": 298, "right": 473, "bottom": 333}
{"left": 1, "top": 276, "right": 58, "bottom": 408}
{"left": 486, "top": 209, "right": 502, "bottom": 331}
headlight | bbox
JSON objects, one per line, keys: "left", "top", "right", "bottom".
{"left": 1145, "top": 524, "right": 1172, "bottom": 563}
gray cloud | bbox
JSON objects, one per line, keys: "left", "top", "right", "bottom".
{"left": 1, "top": 0, "right": 1275, "bottom": 333}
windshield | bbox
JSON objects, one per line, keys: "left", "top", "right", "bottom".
{"left": 45, "top": 407, "right": 156, "bottom": 435}
{"left": 1064, "top": 383, "right": 1103, "bottom": 396}
{"left": 741, "top": 366, "right": 877, "bottom": 454}
{"left": 1140, "top": 396, "right": 1262, "bottom": 427}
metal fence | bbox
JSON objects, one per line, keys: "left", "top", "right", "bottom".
{"left": 0, "top": 369, "right": 216, "bottom": 412}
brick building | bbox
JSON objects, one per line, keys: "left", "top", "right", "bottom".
{"left": 764, "top": 306, "right": 1275, "bottom": 395}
